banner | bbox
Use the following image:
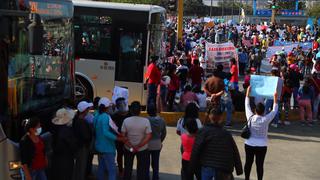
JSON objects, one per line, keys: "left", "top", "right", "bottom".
{"left": 205, "top": 42, "right": 237, "bottom": 75}
{"left": 266, "top": 42, "right": 313, "bottom": 59}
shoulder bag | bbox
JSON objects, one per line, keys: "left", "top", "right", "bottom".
{"left": 241, "top": 115, "right": 254, "bottom": 139}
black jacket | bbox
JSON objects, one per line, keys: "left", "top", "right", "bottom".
{"left": 190, "top": 123, "right": 243, "bottom": 176}
{"left": 73, "top": 114, "right": 92, "bottom": 148}
{"left": 19, "top": 135, "right": 46, "bottom": 167}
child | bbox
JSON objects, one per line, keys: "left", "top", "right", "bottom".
{"left": 181, "top": 118, "right": 201, "bottom": 180}
{"left": 280, "top": 79, "right": 292, "bottom": 125}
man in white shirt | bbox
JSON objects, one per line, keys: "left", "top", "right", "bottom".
{"left": 121, "top": 101, "right": 152, "bottom": 180}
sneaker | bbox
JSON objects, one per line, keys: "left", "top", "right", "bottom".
{"left": 271, "top": 123, "right": 278, "bottom": 128}
{"left": 284, "top": 121, "right": 291, "bottom": 125}
{"left": 301, "top": 122, "right": 306, "bottom": 126}
{"left": 313, "top": 119, "right": 318, "bottom": 122}
{"left": 307, "top": 123, "right": 314, "bottom": 127}
{"left": 225, "top": 123, "right": 232, "bottom": 128}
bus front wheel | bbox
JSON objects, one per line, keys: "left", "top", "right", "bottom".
{"left": 75, "top": 75, "right": 93, "bottom": 103}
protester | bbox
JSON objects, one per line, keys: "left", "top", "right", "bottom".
{"left": 180, "top": 85, "right": 198, "bottom": 111}
{"left": 51, "top": 108, "right": 77, "bottom": 180}
{"left": 73, "top": 101, "right": 93, "bottom": 180}
{"left": 310, "top": 73, "right": 320, "bottom": 122}
{"left": 176, "top": 102, "right": 203, "bottom": 136}
{"left": 188, "top": 59, "right": 204, "bottom": 89}
{"left": 221, "top": 78, "right": 233, "bottom": 127}
{"left": 112, "top": 97, "right": 131, "bottom": 177}
{"left": 94, "top": 97, "right": 123, "bottom": 180}
{"left": 280, "top": 79, "right": 293, "bottom": 125}
{"left": 20, "top": 118, "right": 47, "bottom": 180}
{"left": 167, "top": 65, "right": 180, "bottom": 111}
{"left": 190, "top": 107, "right": 243, "bottom": 180}
{"left": 147, "top": 105, "right": 167, "bottom": 180}
{"left": 193, "top": 86, "right": 207, "bottom": 112}
{"left": 145, "top": 56, "right": 161, "bottom": 109}
{"left": 121, "top": 101, "right": 152, "bottom": 180}
{"left": 298, "top": 79, "right": 314, "bottom": 126}
{"left": 180, "top": 118, "right": 201, "bottom": 180}
{"left": 244, "top": 86, "right": 278, "bottom": 180}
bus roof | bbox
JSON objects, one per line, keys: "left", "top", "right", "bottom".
{"left": 72, "top": 0, "right": 165, "bottom": 13}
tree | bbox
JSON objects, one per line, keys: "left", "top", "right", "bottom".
{"left": 307, "top": 3, "right": 320, "bottom": 19}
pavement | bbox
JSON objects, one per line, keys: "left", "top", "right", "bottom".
{"left": 92, "top": 121, "right": 320, "bottom": 180}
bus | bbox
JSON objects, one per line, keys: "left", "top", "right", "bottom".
{"left": 73, "top": 0, "right": 166, "bottom": 105}
{"left": 0, "top": 0, "right": 74, "bottom": 179}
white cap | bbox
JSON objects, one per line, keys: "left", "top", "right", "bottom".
{"left": 98, "top": 97, "right": 112, "bottom": 107}
{"left": 77, "top": 101, "right": 93, "bottom": 113}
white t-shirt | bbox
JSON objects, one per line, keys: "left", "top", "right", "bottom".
{"left": 176, "top": 118, "right": 203, "bottom": 135}
{"left": 121, "top": 116, "right": 152, "bottom": 151}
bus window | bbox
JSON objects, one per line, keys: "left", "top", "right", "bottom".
{"left": 149, "top": 12, "right": 166, "bottom": 59}
{"left": 74, "top": 15, "right": 113, "bottom": 60}
{"left": 116, "top": 30, "right": 144, "bottom": 82}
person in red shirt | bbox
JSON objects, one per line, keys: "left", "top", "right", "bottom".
{"left": 189, "top": 59, "right": 204, "bottom": 89}
{"left": 145, "top": 56, "right": 161, "bottom": 109}
{"left": 230, "top": 58, "right": 239, "bottom": 91}
{"left": 167, "top": 65, "right": 180, "bottom": 111}
{"left": 180, "top": 118, "right": 201, "bottom": 180}
{"left": 20, "top": 118, "right": 47, "bottom": 180}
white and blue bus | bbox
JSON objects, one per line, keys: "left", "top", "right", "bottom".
{"left": 73, "top": 0, "right": 167, "bottom": 105}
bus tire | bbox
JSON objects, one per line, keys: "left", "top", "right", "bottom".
{"left": 75, "top": 75, "right": 94, "bottom": 103}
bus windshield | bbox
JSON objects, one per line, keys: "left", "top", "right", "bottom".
{"left": 0, "top": 0, "right": 73, "bottom": 140}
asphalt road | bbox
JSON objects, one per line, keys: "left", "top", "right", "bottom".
{"left": 92, "top": 121, "right": 320, "bottom": 180}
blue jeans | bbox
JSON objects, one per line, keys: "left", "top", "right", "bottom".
{"left": 97, "top": 153, "right": 116, "bottom": 180}
{"left": 231, "top": 82, "right": 239, "bottom": 91}
{"left": 148, "top": 83, "right": 157, "bottom": 108}
{"left": 32, "top": 169, "right": 47, "bottom": 180}
{"left": 265, "top": 99, "right": 279, "bottom": 124}
{"left": 148, "top": 150, "right": 160, "bottom": 180}
{"left": 201, "top": 166, "right": 216, "bottom": 180}
{"left": 221, "top": 100, "right": 232, "bottom": 125}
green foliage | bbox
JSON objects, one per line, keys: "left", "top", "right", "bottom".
{"left": 307, "top": 4, "right": 320, "bottom": 18}
{"left": 96, "top": 0, "right": 161, "bottom": 5}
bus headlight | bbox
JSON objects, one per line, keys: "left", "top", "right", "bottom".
{"left": 9, "top": 161, "right": 21, "bottom": 170}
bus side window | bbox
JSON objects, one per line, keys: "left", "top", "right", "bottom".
{"left": 28, "top": 14, "right": 44, "bottom": 55}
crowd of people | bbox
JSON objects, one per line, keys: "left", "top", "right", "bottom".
{"left": 18, "top": 17, "right": 320, "bottom": 180}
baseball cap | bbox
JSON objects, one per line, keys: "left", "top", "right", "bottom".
{"left": 98, "top": 97, "right": 112, "bottom": 107}
{"left": 77, "top": 101, "right": 93, "bottom": 113}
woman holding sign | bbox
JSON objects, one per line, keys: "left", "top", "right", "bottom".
{"left": 244, "top": 86, "right": 278, "bottom": 180}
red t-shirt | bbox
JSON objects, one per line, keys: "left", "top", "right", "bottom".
{"left": 146, "top": 63, "right": 161, "bottom": 84}
{"left": 181, "top": 134, "right": 195, "bottom": 161}
{"left": 168, "top": 74, "right": 180, "bottom": 91}
{"left": 31, "top": 138, "right": 46, "bottom": 170}
{"left": 230, "top": 64, "right": 239, "bottom": 83}
{"left": 189, "top": 65, "right": 204, "bottom": 85}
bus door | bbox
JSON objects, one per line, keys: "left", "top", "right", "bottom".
{"left": 114, "top": 24, "right": 147, "bottom": 104}
{"left": 74, "top": 13, "right": 115, "bottom": 101}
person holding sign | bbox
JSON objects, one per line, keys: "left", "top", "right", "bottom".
{"left": 244, "top": 86, "right": 278, "bottom": 180}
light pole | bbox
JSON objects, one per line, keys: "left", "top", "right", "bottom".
{"left": 210, "top": 0, "right": 213, "bottom": 18}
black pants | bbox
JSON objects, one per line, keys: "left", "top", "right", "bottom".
{"left": 124, "top": 149, "right": 150, "bottom": 180}
{"left": 244, "top": 144, "right": 267, "bottom": 180}
{"left": 116, "top": 142, "right": 125, "bottom": 173}
{"left": 239, "top": 62, "right": 246, "bottom": 75}
{"left": 149, "top": 150, "right": 161, "bottom": 180}
{"left": 181, "top": 159, "right": 201, "bottom": 180}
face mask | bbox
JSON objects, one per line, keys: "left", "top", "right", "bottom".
{"left": 35, "top": 127, "right": 42, "bottom": 136}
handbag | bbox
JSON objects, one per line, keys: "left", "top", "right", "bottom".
{"left": 241, "top": 115, "right": 254, "bottom": 139}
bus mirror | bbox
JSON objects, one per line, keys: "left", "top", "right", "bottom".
{"left": 28, "top": 14, "right": 44, "bottom": 55}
